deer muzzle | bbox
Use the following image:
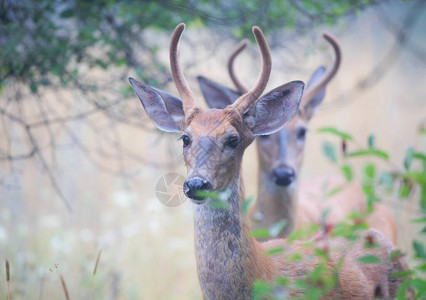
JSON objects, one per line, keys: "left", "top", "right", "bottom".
{"left": 184, "top": 176, "right": 212, "bottom": 204}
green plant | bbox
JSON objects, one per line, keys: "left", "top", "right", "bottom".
{"left": 251, "top": 126, "right": 426, "bottom": 298}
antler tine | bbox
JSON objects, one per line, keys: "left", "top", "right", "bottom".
{"left": 301, "top": 33, "right": 341, "bottom": 103}
{"left": 228, "top": 39, "right": 249, "bottom": 94}
{"left": 233, "top": 26, "right": 272, "bottom": 115}
{"left": 170, "top": 23, "right": 196, "bottom": 114}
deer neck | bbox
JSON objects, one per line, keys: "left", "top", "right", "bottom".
{"left": 193, "top": 172, "right": 276, "bottom": 299}
{"left": 254, "top": 170, "right": 297, "bottom": 236}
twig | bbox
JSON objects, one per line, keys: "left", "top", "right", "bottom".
{"left": 6, "top": 259, "right": 10, "bottom": 300}
{"left": 59, "top": 275, "right": 70, "bottom": 300}
{"left": 93, "top": 249, "right": 102, "bottom": 276}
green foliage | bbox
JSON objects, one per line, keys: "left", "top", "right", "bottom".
{"left": 242, "top": 196, "right": 255, "bottom": 217}
{"left": 316, "top": 126, "right": 426, "bottom": 298}
{"left": 317, "top": 127, "right": 353, "bottom": 140}
{"left": 0, "top": 0, "right": 378, "bottom": 92}
{"left": 357, "top": 254, "right": 381, "bottom": 264}
{"left": 250, "top": 219, "right": 288, "bottom": 239}
{"left": 266, "top": 247, "right": 285, "bottom": 256}
{"left": 322, "top": 141, "right": 337, "bottom": 163}
{"left": 253, "top": 126, "right": 426, "bottom": 298}
{"left": 268, "top": 219, "right": 288, "bottom": 238}
{"left": 341, "top": 164, "right": 353, "bottom": 182}
{"left": 346, "top": 148, "right": 389, "bottom": 160}
{"left": 367, "top": 134, "right": 375, "bottom": 148}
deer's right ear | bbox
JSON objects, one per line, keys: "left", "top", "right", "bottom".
{"left": 129, "top": 77, "right": 184, "bottom": 133}
{"left": 244, "top": 81, "right": 304, "bottom": 136}
{"left": 304, "top": 66, "right": 326, "bottom": 120}
{"left": 197, "top": 76, "right": 241, "bottom": 109}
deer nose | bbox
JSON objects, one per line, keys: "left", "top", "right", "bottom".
{"left": 184, "top": 176, "right": 212, "bottom": 203}
{"left": 272, "top": 167, "right": 295, "bottom": 186}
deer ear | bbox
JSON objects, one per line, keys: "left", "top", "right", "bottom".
{"left": 197, "top": 76, "right": 241, "bottom": 109}
{"left": 129, "top": 77, "right": 184, "bottom": 133}
{"left": 304, "top": 66, "right": 326, "bottom": 120}
{"left": 244, "top": 81, "right": 304, "bottom": 136}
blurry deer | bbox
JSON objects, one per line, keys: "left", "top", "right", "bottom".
{"left": 129, "top": 24, "right": 409, "bottom": 299}
{"left": 197, "top": 34, "right": 397, "bottom": 243}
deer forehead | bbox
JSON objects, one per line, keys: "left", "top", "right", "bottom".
{"left": 185, "top": 109, "right": 242, "bottom": 138}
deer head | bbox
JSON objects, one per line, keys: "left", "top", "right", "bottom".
{"left": 198, "top": 33, "right": 340, "bottom": 190}
{"left": 129, "top": 24, "right": 304, "bottom": 204}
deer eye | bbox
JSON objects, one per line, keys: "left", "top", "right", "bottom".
{"left": 226, "top": 136, "right": 239, "bottom": 148}
{"left": 297, "top": 128, "right": 307, "bottom": 140}
{"left": 179, "top": 135, "right": 191, "bottom": 147}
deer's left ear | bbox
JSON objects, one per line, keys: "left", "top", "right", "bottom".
{"left": 244, "top": 81, "right": 304, "bottom": 136}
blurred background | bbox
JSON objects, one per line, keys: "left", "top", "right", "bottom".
{"left": 0, "top": 0, "right": 425, "bottom": 298}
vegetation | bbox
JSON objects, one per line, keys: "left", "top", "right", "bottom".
{"left": 0, "top": 1, "right": 423, "bottom": 298}
{"left": 0, "top": 0, "right": 378, "bottom": 92}
{"left": 251, "top": 126, "right": 426, "bottom": 299}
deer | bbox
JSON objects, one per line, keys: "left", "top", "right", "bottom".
{"left": 197, "top": 34, "right": 397, "bottom": 243}
{"left": 129, "top": 23, "right": 410, "bottom": 299}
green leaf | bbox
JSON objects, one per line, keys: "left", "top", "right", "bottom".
{"left": 396, "top": 278, "right": 411, "bottom": 300}
{"left": 391, "top": 270, "right": 415, "bottom": 278}
{"left": 60, "top": 9, "right": 75, "bottom": 19}
{"left": 413, "top": 240, "right": 426, "bottom": 258}
{"left": 413, "top": 151, "right": 426, "bottom": 162}
{"left": 268, "top": 219, "right": 288, "bottom": 238}
{"left": 250, "top": 229, "right": 270, "bottom": 239}
{"left": 274, "top": 276, "right": 288, "bottom": 286}
{"left": 404, "top": 147, "right": 414, "bottom": 170}
{"left": 326, "top": 185, "right": 345, "bottom": 198}
{"left": 341, "top": 164, "right": 353, "bottom": 182}
{"left": 404, "top": 171, "right": 426, "bottom": 185}
{"left": 363, "top": 163, "right": 376, "bottom": 180}
{"left": 389, "top": 250, "right": 403, "bottom": 260}
{"left": 196, "top": 190, "right": 219, "bottom": 200}
{"left": 357, "top": 255, "right": 381, "bottom": 264}
{"left": 266, "top": 247, "right": 284, "bottom": 256}
{"left": 30, "top": 82, "right": 38, "bottom": 93}
{"left": 252, "top": 279, "right": 271, "bottom": 300}
{"left": 416, "top": 263, "right": 426, "bottom": 272}
{"left": 379, "top": 172, "right": 394, "bottom": 193}
{"left": 411, "top": 217, "right": 426, "bottom": 223}
{"left": 208, "top": 200, "right": 229, "bottom": 210}
{"left": 242, "top": 196, "right": 255, "bottom": 217}
{"left": 323, "top": 142, "right": 337, "bottom": 163}
{"left": 346, "top": 149, "right": 389, "bottom": 160}
{"left": 288, "top": 253, "right": 302, "bottom": 261}
{"left": 410, "top": 278, "right": 426, "bottom": 297}
{"left": 398, "top": 182, "right": 411, "bottom": 199}
{"left": 368, "top": 134, "right": 375, "bottom": 149}
{"left": 317, "top": 127, "right": 353, "bottom": 140}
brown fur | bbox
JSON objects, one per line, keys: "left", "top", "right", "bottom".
{"left": 250, "top": 115, "right": 398, "bottom": 244}
{"left": 131, "top": 24, "right": 407, "bottom": 299}
{"left": 183, "top": 113, "right": 408, "bottom": 299}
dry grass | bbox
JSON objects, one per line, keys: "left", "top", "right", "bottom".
{"left": 60, "top": 275, "right": 70, "bottom": 300}
{"left": 6, "top": 258, "right": 10, "bottom": 300}
{"left": 93, "top": 249, "right": 102, "bottom": 276}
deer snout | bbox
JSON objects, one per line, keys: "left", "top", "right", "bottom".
{"left": 272, "top": 166, "right": 295, "bottom": 187}
{"left": 184, "top": 176, "right": 212, "bottom": 204}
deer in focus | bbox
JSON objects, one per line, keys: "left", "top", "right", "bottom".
{"left": 197, "top": 34, "right": 397, "bottom": 243}
{"left": 129, "top": 23, "right": 409, "bottom": 299}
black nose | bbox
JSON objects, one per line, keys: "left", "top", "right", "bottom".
{"left": 273, "top": 167, "right": 295, "bottom": 186}
{"left": 183, "top": 177, "right": 212, "bottom": 202}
